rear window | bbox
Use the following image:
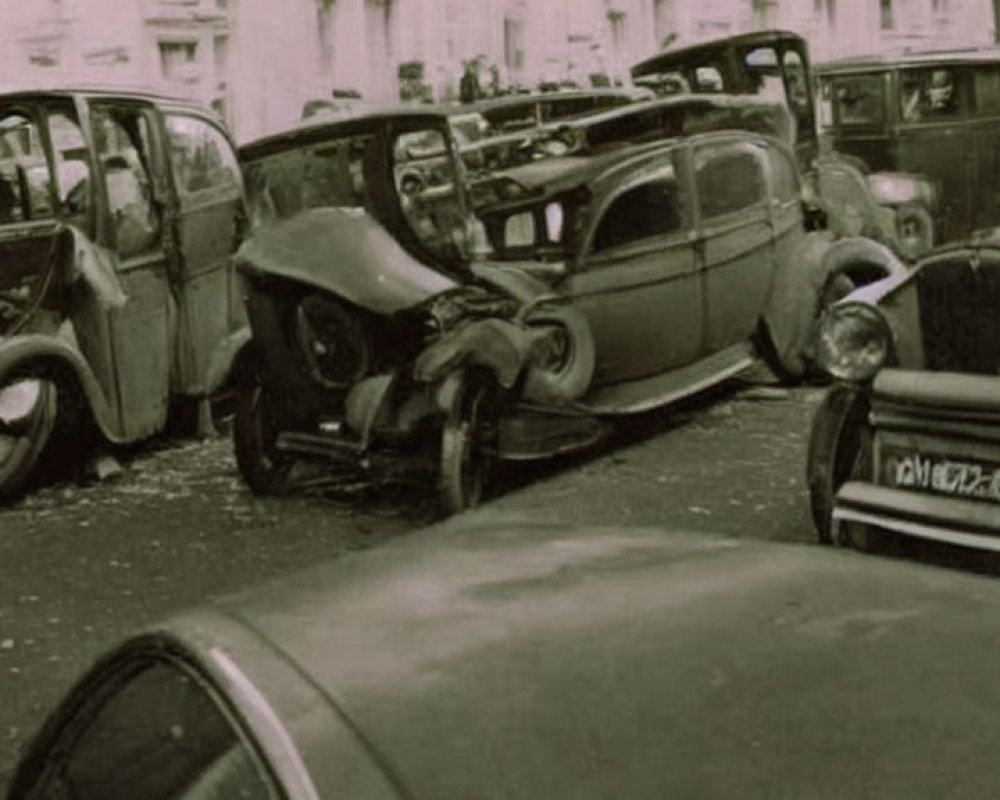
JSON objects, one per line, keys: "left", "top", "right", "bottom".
{"left": 831, "top": 74, "right": 886, "bottom": 126}
{"left": 243, "top": 134, "right": 372, "bottom": 227}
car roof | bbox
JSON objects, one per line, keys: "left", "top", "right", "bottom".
{"left": 53, "top": 520, "right": 1000, "bottom": 799}
{"left": 816, "top": 45, "right": 1000, "bottom": 74}
{"left": 239, "top": 108, "right": 451, "bottom": 159}
{"left": 631, "top": 28, "right": 807, "bottom": 77}
{"left": 0, "top": 85, "right": 208, "bottom": 108}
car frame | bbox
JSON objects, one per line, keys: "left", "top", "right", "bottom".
{"left": 0, "top": 88, "right": 248, "bottom": 497}
{"left": 806, "top": 236, "right": 1000, "bottom": 552}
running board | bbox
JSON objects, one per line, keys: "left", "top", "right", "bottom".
{"left": 576, "top": 344, "right": 756, "bottom": 416}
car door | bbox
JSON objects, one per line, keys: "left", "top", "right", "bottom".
{"left": 693, "top": 137, "right": 775, "bottom": 352}
{"left": 86, "top": 99, "right": 172, "bottom": 440}
{"left": 563, "top": 150, "right": 701, "bottom": 386}
{"left": 162, "top": 111, "right": 246, "bottom": 396}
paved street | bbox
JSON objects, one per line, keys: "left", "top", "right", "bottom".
{"left": 0, "top": 365, "right": 819, "bottom": 784}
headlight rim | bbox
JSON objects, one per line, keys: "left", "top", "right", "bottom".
{"left": 815, "top": 300, "right": 893, "bottom": 383}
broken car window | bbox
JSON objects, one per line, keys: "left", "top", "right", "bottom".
{"left": 0, "top": 111, "right": 54, "bottom": 224}
{"left": 695, "top": 144, "right": 767, "bottom": 218}
{"left": 166, "top": 114, "right": 241, "bottom": 198}
{"left": 47, "top": 107, "right": 92, "bottom": 231}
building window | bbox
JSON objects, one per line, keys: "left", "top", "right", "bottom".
{"left": 504, "top": 17, "right": 524, "bottom": 72}
{"left": 159, "top": 41, "right": 198, "bottom": 81}
{"left": 608, "top": 11, "right": 628, "bottom": 56}
{"left": 879, "top": 0, "right": 895, "bottom": 30}
{"left": 814, "top": 0, "right": 836, "bottom": 26}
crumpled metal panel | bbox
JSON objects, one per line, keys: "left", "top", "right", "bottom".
{"left": 236, "top": 207, "right": 456, "bottom": 316}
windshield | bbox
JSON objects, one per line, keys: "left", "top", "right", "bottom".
{"left": 243, "top": 133, "right": 373, "bottom": 228}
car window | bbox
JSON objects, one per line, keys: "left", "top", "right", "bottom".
{"left": 0, "top": 111, "right": 54, "bottom": 224}
{"left": 783, "top": 50, "right": 812, "bottom": 138}
{"left": 46, "top": 107, "right": 93, "bottom": 233}
{"left": 900, "top": 67, "right": 970, "bottom": 122}
{"left": 695, "top": 144, "right": 767, "bottom": 219}
{"left": 592, "top": 166, "right": 684, "bottom": 252}
{"left": 392, "top": 127, "right": 465, "bottom": 263}
{"left": 166, "top": 114, "right": 241, "bottom": 200}
{"left": 832, "top": 74, "right": 886, "bottom": 126}
{"left": 767, "top": 145, "right": 800, "bottom": 203}
{"left": 243, "top": 133, "right": 372, "bottom": 228}
{"left": 92, "top": 106, "right": 161, "bottom": 258}
{"left": 20, "top": 658, "right": 277, "bottom": 800}
{"left": 973, "top": 64, "right": 1000, "bottom": 114}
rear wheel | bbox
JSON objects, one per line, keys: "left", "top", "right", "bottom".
{"left": 0, "top": 379, "right": 57, "bottom": 500}
{"left": 233, "top": 374, "right": 294, "bottom": 495}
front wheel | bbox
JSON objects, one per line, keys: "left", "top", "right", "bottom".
{"left": 0, "top": 379, "right": 57, "bottom": 500}
{"left": 439, "top": 377, "right": 497, "bottom": 514}
{"left": 233, "top": 376, "right": 294, "bottom": 495}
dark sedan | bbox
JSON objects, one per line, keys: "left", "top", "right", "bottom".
{"left": 9, "top": 521, "right": 1000, "bottom": 798}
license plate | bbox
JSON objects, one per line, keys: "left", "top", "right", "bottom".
{"left": 881, "top": 448, "right": 1000, "bottom": 503}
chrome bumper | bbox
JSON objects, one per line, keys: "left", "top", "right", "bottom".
{"left": 833, "top": 481, "right": 1000, "bottom": 552}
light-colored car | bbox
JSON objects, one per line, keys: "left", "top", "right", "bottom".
{"left": 9, "top": 521, "right": 1000, "bottom": 798}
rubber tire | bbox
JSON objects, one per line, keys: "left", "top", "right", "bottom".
{"left": 439, "top": 378, "right": 494, "bottom": 514}
{"left": 0, "top": 380, "right": 57, "bottom": 501}
{"left": 806, "top": 384, "right": 869, "bottom": 544}
{"left": 836, "top": 425, "right": 881, "bottom": 553}
{"left": 233, "top": 378, "right": 294, "bottom": 495}
{"left": 753, "top": 319, "right": 805, "bottom": 386}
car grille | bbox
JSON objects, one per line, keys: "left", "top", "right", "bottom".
{"left": 917, "top": 255, "right": 1000, "bottom": 374}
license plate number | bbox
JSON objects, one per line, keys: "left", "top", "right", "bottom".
{"left": 882, "top": 450, "right": 1000, "bottom": 503}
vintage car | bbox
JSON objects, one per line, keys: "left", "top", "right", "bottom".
{"left": 806, "top": 237, "right": 1000, "bottom": 552}
{"left": 816, "top": 46, "right": 1000, "bottom": 248}
{"left": 224, "top": 107, "right": 903, "bottom": 513}
{"left": 468, "top": 87, "right": 655, "bottom": 133}
{"left": 9, "top": 520, "right": 1000, "bottom": 798}
{"left": 631, "top": 29, "right": 938, "bottom": 261}
{"left": 0, "top": 89, "right": 247, "bottom": 498}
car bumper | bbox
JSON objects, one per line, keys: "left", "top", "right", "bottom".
{"left": 832, "top": 368, "right": 1000, "bottom": 550}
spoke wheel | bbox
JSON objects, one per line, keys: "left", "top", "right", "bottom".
{"left": 439, "top": 379, "right": 495, "bottom": 514}
{"left": 0, "top": 379, "right": 57, "bottom": 500}
{"left": 233, "top": 376, "right": 294, "bottom": 495}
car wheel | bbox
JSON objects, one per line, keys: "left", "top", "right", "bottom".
{"left": 439, "top": 376, "right": 496, "bottom": 514}
{"left": 233, "top": 374, "right": 294, "bottom": 495}
{"left": 806, "top": 384, "right": 869, "bottom": 544}
{"left": 0, "top": 379, "right": 57, "bottom": 500}
{"left": 894, "top": 203, "right": 934, "bottom": 261}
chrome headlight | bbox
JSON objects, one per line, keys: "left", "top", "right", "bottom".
{"left": 866, "top": 172, "right": 936, "bottom": 210}
{"left": 815, "top": 302, "right": 891, "bottom": 382}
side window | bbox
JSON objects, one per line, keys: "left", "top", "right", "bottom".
{"left": 392, "top": 126, "right": 465, "bottom": 263}
{"left": 166, "top": 115, "right": 241, "bottom": 199}
{"left": 833, "top": 74, "right": 886, "bottom": 126}
{"left": 695, "top": 144, "right": 767, "bottom": 219}
{"left": 767, "top": 146, "right": 800, "bottom": 203}
{"left": 21, "top": 659, "right": 276, "bottom": 800}
{"left": 47, "top": 107, "right": 92, "bottom": 231}
{"left": 0, "top": 111, "right": 53, "bottom": 224}
{"left": 92, "top": 106, "right": 161, "bottom": 258}
{"left": 592, "top": 167, "right": 684, "bottom": 252}
{"left": 973, "top": 64, "right": 1000, "bottom": 115}
{"left": 900, "top": 67, "right": 969, "bottom": 122}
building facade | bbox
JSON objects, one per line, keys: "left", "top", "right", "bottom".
{"left": 1, "top": 0, "right": 997, "bottom": 142}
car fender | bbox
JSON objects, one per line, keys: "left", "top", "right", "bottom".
{"left": 762, "top": 234, "right": 906, "bottom": 376}
{"left": 815, "top": 156, "right": 899, "bottom": 249}
{"left": 413, "top": 317, "right": 533, "bottom": 390}
{"left": 0, "top": 331, "right": 124, "bottom": 443}
{"left": 205, "top": 326, "right": 254, "bottom": 396}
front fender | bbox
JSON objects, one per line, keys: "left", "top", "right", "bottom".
{"left": 0, "top": 332, "right": 123, "bottom": 443}
{"left": 763, "top": 235, "right": 907, "bottom": 376}
{"left": 205, "top": 326, "right": 253, "bottom": 396}
{"left": 413, "top": 318, "right": 536, "bottom": 390}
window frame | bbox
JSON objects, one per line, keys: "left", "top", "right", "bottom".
{"left": 164, "top": 111, "right": 243, "bottom": 206}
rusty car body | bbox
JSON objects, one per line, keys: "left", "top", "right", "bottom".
{"left": 807, "top": 237, "right": 1000, "bottom": 553}
{"left": 631, "top": 29, "right": 937, "bottom": 260}
{"left": 226, "top": 107, "right": 904, "bottom": 513}
{"left": 0, "top": 89, "right": 247, "bottom": 497}
{"left": 10, "top": 520, "right": 1000, "bottom": 799}
{"left": 816, "top": 45, "right": 1000, "bottom": 249}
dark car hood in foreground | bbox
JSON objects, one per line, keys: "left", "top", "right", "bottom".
{"left": 236, "top": 207, "right": 456, "bottom": 315}
{"left": 14, "top": 520, "right": 1000, "bottom": 798}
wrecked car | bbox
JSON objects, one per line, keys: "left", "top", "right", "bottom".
{"left": 807, "top": 237, "right": 1000, "bottom": 553}
{"left": 631, "top": 29, "right": 937, "bottom": 261}
{"left": 227, "top": 108, "right": 902, "bottom": 513}
{"left": 0, "top": 90, "right": 247, "bottom": 497}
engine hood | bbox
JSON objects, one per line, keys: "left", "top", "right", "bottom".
{"left": 236, "top": 207, "right": 457, "bottom": 316}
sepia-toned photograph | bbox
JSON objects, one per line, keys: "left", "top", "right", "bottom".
{"left": 3, "top": 0, "right": 1000, "bottom": 796}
